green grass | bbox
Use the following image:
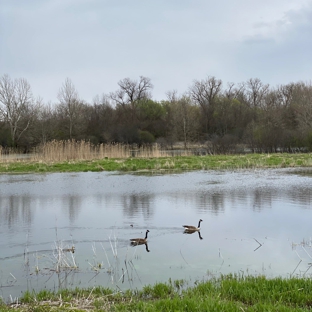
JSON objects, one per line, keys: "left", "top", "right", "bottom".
{"left": 1, "top": 153, "right": 312, "bottom": 174}
{"left": 3, "top": 275, "right": 312, "bottom": 311}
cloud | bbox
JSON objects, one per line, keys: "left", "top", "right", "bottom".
{"left": 0, "top": 0, "right": 311, "bottom": 102}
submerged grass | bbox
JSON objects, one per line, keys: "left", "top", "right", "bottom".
{"left": 0, "top": 153, "right": 312, "bottom": 174}
{"left": 4, "top": 275, "right": 312, "bottom": 311}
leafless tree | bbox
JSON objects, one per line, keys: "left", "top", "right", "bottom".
{"left": 277, "top": 83, "right": 296, "bottom": 107}
{"left": 168, "top": 94, "right": 200, "bottom": 148}
{"left": 57, "top": 78, "right": 84, "bottom": 139}
{"left": 33, "top": 100, "right": 56, "bottom": 144}
{"left": 0, "top": 74, "right": 36, "bottom": 146}
{"left": 89, "top": 94, "right": 115, "bottom": 142}
{"left": 110, "top": 76, "right": 153, "bottom": 105}
{"left": 245, "top": 78, "right": 269, "bottom": 108}
{"left": 166, "top": 90, "right": 178, "bottom": 103}
{"left": 109, "top": 76, "right": 153, "bottom": 122}
{"left": 292, "top": 82, "right": 312, "bottom": 131}
{"left": 189, "top": 76, "right": 222, "bottom": 133}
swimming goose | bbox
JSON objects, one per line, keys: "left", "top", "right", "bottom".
{"left": 182, "top": 219, "right": 203, "bottom": 231}
{"left": 130, "top": 230, "right": 149, "bottom": 245}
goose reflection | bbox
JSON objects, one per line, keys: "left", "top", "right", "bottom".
{"left": 130, "top": 241, "right": 150, "bottom": 252}
{"left": 183, "top": 229, "right": 203, "bottom": 240}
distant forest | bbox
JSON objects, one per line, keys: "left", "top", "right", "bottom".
{"left": 0, "top": 74, "right": 312, "bottom": 154}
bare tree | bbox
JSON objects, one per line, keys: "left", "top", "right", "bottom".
{"left": 57, "top": 78, "right": 83, "bottom": 139}
{"left": 0, "top": 74, "right": 35, "bottom": 146}
{"left": 277, "top": 83, "right": 295, "bottom": 107}
{"left": 245, "top": 78, "right": 269, "bottom": 108}
{"left": 189, "top": 76, "right": 222, "bottom": 133}
{"left": 33, "top": 100, "right": 56, "bottom": 144}
{"left": 109, "top": 76, "right": 153, "bottom": 122}
{"left": 292, "top": 82, "right": 312, "bottom": 131}
{"left": 88, "top": 94, "right": 115, "bottom": 142}
{"left": 167, "top": 94, "right": 200, "bottom": 148}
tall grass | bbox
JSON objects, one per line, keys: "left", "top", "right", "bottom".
{"left": 30, "top": 140, "right": 193, "bottom": 162}
{"left": 1, "top": 141, "right": 312, "bottom": 173}
{"left": 0, "top": 145, "right": 31, "bottom": 162}
{"left": 6, "top": 275, "right": 312, "bottom": 311}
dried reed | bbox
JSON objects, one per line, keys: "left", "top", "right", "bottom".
{"left": 29, "top": 140, "right": 192, "bottom": 162}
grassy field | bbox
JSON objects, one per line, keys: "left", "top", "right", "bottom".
{"left": 2, "top": 275, "right": 312, "bottom": 311}
{"left": 0, "top": 153, "right": 312, "bottom": 174}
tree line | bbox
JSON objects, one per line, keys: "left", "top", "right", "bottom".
{"left": 0, "top": 73, "right": 312, "bottom": 154}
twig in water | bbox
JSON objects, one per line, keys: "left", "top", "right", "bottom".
{"left": 100, "top": 242, "right": 111, "bottom": 269}
{"left": 88, "top": 261, "right": 99, "bottom": 271}
{"left": 87, "top": 271, "right": 100, "bottom": 283}
{"left": 9, "top": 273, "right": 16, "bottom": 281}
{"left": 294, "top": 250, "right": 302, "bottom": 260}
{"left": 179, "top": 237, "right": 191, "bottom": 266}
{"left": 109, "top": 231, "right": 118, "bottom": 258}
{"left": 303, "top": 263, "right": 312, "bottom": 276}
{"left": 179, "top": 249, "right": 190, "bottom": 266}
{"left": 114, "top": 231, "right": 118, "bottom": 257}
{"left": 34, "top": 251, "right": 40, "bottom": 274}
{"left": 118, "top": 266, "right": 126, "bottom": 283}
{"left": 290, "top": 259, "right": 302, "bottom": 277}
{"left": 253, "top": 238, "right": 263, "bottom": 251}
{"left": 92, "top": 242, "right": 97, "bottom": 256}
{"left": 218, "top": 248, "right": 223, "bottom": 259}
{"left": 128, "top": 259, "right": 142, "bottom": 285}
{"left": 124, "top": 257, "right": 133, "bottom": 285}
{"left": 70, "top": 248, "right": 77, "bottom": 268}
{"left": 301, "top": 246, "right": 312, "bottom": 259}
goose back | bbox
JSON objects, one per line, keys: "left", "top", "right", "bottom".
{"left": 182, "top": 219, "right": 203, "bottom": 231}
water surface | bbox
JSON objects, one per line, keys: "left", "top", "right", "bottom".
{"left": 0, "top": 169, "right": 312, "bottom": 302}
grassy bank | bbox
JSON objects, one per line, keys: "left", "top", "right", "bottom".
{"left": 0, "top": 153, "right": 312, "bottom": 174}
{"left": 3, "top": 275, "right": 312, "bottom": 311}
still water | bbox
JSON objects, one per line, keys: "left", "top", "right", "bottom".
{"left": 0, "top": 169, "right": 312, "bottom": 302}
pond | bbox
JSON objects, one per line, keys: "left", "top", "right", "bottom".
{"left": 0, "top": 168, "right": 312, "bottom": 302}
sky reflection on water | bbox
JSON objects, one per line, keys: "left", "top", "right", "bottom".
{"left": 0, "top": 168, "right": 312, "bottom": 302}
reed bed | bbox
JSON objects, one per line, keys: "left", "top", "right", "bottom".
{"left": 0, "top": 141, "right": 198, "bottom": 164}
{"left": 1, "top": 141, "right": 312, "bottom": 174}
{"left": 28, "top": 140, "right": 192, "bottom": 162}
{"left": 0, "top": 146, "right": 32, "bottom": 162}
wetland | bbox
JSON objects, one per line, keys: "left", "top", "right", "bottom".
{"left": 1, "top": 167, "right": 312, "bottom": 306}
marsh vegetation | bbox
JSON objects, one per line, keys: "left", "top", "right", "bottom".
{"left": 0, "top": 140, "right": 312, "bottom": 174}
{"left": 3, "top": 275, "right": 312, "bottom": 311}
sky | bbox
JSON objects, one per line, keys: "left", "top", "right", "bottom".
{"left": 1, "top": 0, "right": 312, "bottom": 104}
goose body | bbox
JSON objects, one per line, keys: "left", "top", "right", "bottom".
{"left": 183, "top": 219, "right": 203, "bottom": 231}
{"left": 130, "top": 230, "right": 149, "bottom": 245}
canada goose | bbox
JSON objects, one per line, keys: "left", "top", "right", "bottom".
{"left": 130, "top": 230, "right": 149, "bottom": 245}
{"left": 182, "top": 219, "right": 203, "bottom": 231}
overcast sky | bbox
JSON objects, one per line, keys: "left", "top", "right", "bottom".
{"left": 1, "top": 0, "right": 311, "bottom": 103}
